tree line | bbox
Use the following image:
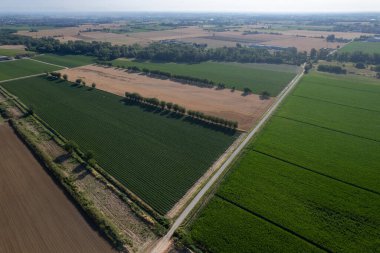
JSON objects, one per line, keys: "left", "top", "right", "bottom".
{"left": 110, "top": 64, "right": 262, "bottom": 95}
{"left": 124, "top": 92, "right": 238, "bottom": 130}
{"left": 0, "top": 29, "right": 306, "bottom": 65}
{"left": 120, "top": 65, "right": 217, "bottom": 88}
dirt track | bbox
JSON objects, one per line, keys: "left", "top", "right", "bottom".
{"left": 60, "top": 65, "right": 273, "bottom": 131}
{"left": 0, "top": 123, "right": 115, "bottom": 253}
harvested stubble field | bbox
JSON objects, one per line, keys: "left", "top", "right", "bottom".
{"left": 60, "top": 65, "right": 274, "bottom": 131}
{"left": 112, "top": 59, "right": 299, "bottom": 96}
{"left": 0, "top": 59, "right": 61, "bottom": 81}
{"left": 188, "top": 72, "right": 380, "bottom": 252}
{"left": 1, "top": 76, "right": 238, "bottom": 214}
{"left": 0, "top": 123, "right": 115, "bottom": 253}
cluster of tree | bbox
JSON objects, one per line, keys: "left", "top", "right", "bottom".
{"left": 137, "top": 43, "right": 307, "bottom": 65}
{"left": 317, "top": 65, "right": 347, "bottom": 74}
{"left": 355, "top": 62, "right": 366, "bottom": 69}
{"left": 188, "top": 110, "right": 238, "bottom": 129}
{"left": 326, "top": 34, "right": 350, "bottom": 43}
{"left": 309, "top": 47, "right": 380, "bottom": 66}
{"left": 113, "top": 64, "right": 223, "bottom": 89}
{"left": 48, "top": 72, "right": 62, "bottom": 79}
{"left": 1, "top": 29, "right": 306, "bottom": 65}
{"left": 334, "top": 51, "right": 380, "bottom": 65}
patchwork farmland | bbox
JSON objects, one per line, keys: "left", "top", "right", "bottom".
{"left": 1, "top": 76, "right": 238, "bottom": 214}
{"left": 59, "top": 65, "right": 274, "bottom": 131}
{"left": 187, "top": 72, "right": 380, "bottom": 252}
{"left": 112, "top": 59, "right": 299, "bottom": 96}
{"left": 0, "top": 123, "right": 115, "bottom": 253}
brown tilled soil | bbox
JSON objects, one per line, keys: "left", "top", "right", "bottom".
{"left": 60, "top": 65, "right": 274, "bottom": 131}
{"left": 0, "top": 123, "right": 115, "bottom": 253}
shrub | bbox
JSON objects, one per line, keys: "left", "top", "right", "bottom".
{"left": 64, "top": 140, "right": 79, "bottom": 154}
{"left": 317, "top": 65, "right": 347, "bottom": 74}
{"left": 355, "top": 62, "right": 366, "bottom": 69}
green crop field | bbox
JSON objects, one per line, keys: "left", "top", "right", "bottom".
{"left": 190, "top": 198, "right": 322, "bottom": 253}
{"left": 340, "top": 41, "right": 380, "bottom": 54}
{"left": 0, "top": 59, "right": 61, "bottom": 81}
{"left": 112, "top": 59, "right": 299, "bottom": 96}
{"left": 0, "top": 48, "right": 32, "bottom": 57}
{"left": 1, "top": 76, "right": 237, "bottom": 214}
{"left": 188, "top": 72, "right": 380, "bottom": 252}
{"left": 33, "top": 54, "right": 96, "bottom": 68}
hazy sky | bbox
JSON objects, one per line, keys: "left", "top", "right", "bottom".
{"left": 2, "top": 0, "right": 379, "bottom": 13}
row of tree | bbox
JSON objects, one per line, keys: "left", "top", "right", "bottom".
{"left": 187, "top": 110, "right": 238, "bottom": 129}
{"left": 0, "top": 29, "right": 306, "bottom": 65}
{"left": 46, "top": 72, "right": 97, "bottom": 87}
{"left": 123, "top": 65, "right": 216, "bottom": 88}
{"left": 125, "top": 92, "right": 186, "bottom": 113}
{"left": 124, "top": 92, "right": 238, "bottom": 129}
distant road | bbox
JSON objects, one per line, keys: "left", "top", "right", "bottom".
{"left": 150, "top": 65, "right": 305, "bottom": 253}
{"left": 28, "top": 58, "right": 68, "bottom": 69}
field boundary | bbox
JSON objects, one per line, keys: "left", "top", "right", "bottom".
{"left": 275, "top": 115, "right": 380, "bottom": 143}
{"left": 150, "top": 64, "right": 305, "bottom": 253}
{"left": 29, "top": 57, "right": 69, "bottom": 69}
{"left": 215, "top": 194, "right": 332, "bottom": 252}
{"left": 252, "top": 149, "right": 380, "bottom": 195}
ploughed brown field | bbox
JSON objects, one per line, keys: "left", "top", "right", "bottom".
{"left": 60, "top": 65, "right": 273, "bottom": 131}
{"left": 0, "top": 123, "right": 115, "bottom": 253}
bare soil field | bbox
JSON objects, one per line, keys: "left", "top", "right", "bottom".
{"left": 60, "top": 65, "right": 273, "bottom": 131}
{"left": 0, "top": 123, "right": 115, "bottom": 253}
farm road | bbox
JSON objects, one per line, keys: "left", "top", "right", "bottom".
{"left": 150, "top": 65, "right": 305, "bottom": 253}
{"left": 28, "top": 57, "right": 69, "bottom": 69}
